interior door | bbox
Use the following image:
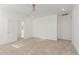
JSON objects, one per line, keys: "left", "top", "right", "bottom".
{"left": 57, "top": 15, "right": 72, "bottom": 40}
{"left": 8, "top": 19, "right": 18, "bottom": 42}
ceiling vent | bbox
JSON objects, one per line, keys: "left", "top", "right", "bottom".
{"left": 62, "top": 13, "right": 69, "bottom": 16}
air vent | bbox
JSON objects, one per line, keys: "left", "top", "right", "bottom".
{"left": 62, "top": 13, "right": 69, "bottom": 16}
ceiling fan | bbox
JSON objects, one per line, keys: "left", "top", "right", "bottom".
{"left": 32, "top": 4, "right": 36, "bottom": 12}
{"left": 26, "top": 4, "right": 36, "bottom": 17}
{"left": 29, "top": 4, "right": 36, "bottom": 18}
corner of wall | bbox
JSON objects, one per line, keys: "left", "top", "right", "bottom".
{"left": 72, "top": 40, "right": 79, "bottom": 54}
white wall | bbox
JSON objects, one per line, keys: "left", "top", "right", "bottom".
{"left": 7, "top": 11, "right": 25, "bottom": 42}
{"left": 8, "top": 19, "right": 18, "bottom": 43}
{"left": 33, "top": 15, "right": 57, "bottom": 40}
{"left": 0, "top": 5, "right": 25, "bottom": 44}
{"left": 24, "top": 17, "right": 33, "bottom": 38}
{"left": 72, "top": 5, "right": 79, "bottom": 53}
{"left": 17, "top": 20, "right": 22, "bottom": 38}
{"left": 57, "top": 15, "right": 72, "bottom": 40}
{"left": 0, "top": 10, "right": 8, "bottom": 44}
{"left": 0, "top": 5, "right": 57, "bottom": 44}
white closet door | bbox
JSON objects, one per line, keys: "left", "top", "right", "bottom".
{"left": 57, "top": 15, "right": 72, "bottom": 40}
{"left": 8, "top": 19, "right": 18, "bottom": 42}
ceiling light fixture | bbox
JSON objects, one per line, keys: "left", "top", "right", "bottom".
{"left": 32, "top": 4, "right": 36, "bottom": 12}
{"left": 31, "top": 4, "right": 36, "bottom": 18}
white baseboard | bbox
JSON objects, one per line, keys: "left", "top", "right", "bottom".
{"left": 24, "top": 36, "right": 57, "bottom": 40}
{"left": 57, "top": 38, "right": 71, "bottom": 40}
{"left": 0, "top": 39, "right": 16, "bottom": 45}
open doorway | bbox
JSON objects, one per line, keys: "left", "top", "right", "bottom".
{"left": 20, "top": 21, "right": 24, "bottom": 38}
{"left": 17, "top": 20, "right": 25, "bottom": 40}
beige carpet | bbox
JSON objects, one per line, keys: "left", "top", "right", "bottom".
{"left": 0, "top": 38, "right": 78, "bottom": 55}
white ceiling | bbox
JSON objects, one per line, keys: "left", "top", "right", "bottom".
{"left": 0, "top": 4, "right": 74, "bottom": 18}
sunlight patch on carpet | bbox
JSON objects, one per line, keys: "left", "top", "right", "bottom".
{"left": 11, "top": 43, "right": 24, "bottom": 48}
